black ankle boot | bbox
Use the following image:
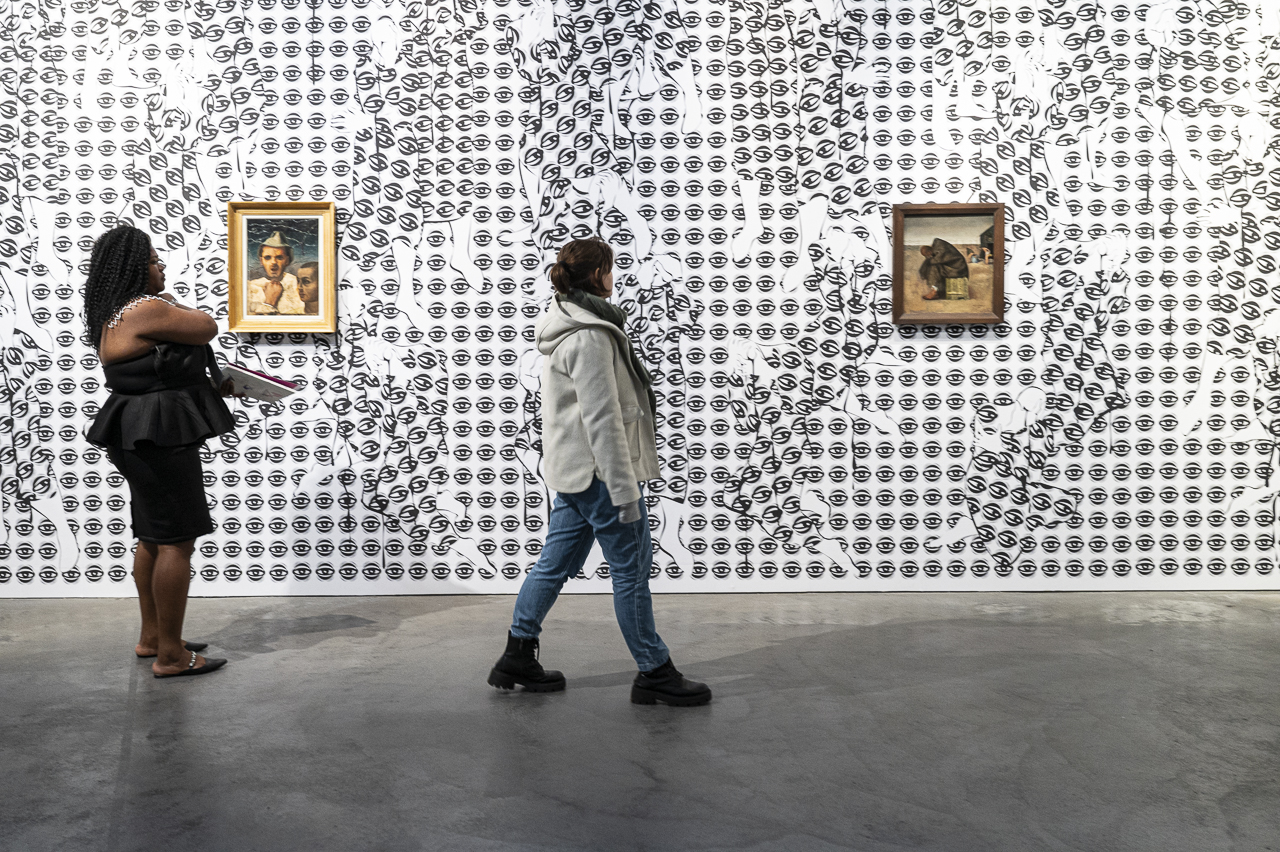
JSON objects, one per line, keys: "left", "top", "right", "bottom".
{"left": 488, "top": 632, "right": 566, "bottom": 693}
{"left": 631, "top": 658, "right": 712, "bottom": 706}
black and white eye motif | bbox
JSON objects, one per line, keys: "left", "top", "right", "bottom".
{"left": 0, "top": 0, "right": 1273, "bottom": 593}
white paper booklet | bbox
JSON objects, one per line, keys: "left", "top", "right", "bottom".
{"left": 223, "top": 364, "right": 300, "bottom": 402}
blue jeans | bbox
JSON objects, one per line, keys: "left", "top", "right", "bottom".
{"left": 510, "top": 477, "right": 669, "bottom": 672}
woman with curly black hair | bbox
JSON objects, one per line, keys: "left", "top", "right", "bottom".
{"left": 84, "top": 225, "right": 238, "bottom": 678}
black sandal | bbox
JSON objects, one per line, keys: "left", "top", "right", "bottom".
{"left": 154, "top": 651, "right": 227, "bottom": 679}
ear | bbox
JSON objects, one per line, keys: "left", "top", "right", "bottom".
{"left": 587, "top": 267, "right": 606, "bottom": 295}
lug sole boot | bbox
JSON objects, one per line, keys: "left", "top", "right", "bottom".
{"left": 631, "top": 658, "right": 712, "bottom": 706}
{"left": 488, "top": 631, "right": 566, "bottom": 693}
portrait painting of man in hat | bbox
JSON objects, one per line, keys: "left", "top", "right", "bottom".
{"left": 248, "top": 231, "right": 306, "bottom": 315}
{"left": 228, "top": 202, "right": 337, "bottom": 332}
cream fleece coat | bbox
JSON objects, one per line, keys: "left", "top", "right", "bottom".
{"left": 535, "top": 299, "right": 660, "bottom": 506}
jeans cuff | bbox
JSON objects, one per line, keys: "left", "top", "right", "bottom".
{"left": 637, "top": 655, "right": 669, "bottom": 673}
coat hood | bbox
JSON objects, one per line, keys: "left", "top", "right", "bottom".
{"left": 535, "top": 298, "right": 627, "bottom": 356}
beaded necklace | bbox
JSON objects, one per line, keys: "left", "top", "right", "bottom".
{"left": 106, "top": 295, "right": 169, "bottom": 330}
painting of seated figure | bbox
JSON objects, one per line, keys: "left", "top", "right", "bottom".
{"left": 892, "top": 203, "right": 1004, "bottom": 325}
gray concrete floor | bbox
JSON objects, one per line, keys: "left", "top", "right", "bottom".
{"left": 2, "top": 593, "right": 1279, "bottom": 852}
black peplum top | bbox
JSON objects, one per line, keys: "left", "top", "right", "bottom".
{"left": 86, "top": 343, "right": 236, "bottom": 449}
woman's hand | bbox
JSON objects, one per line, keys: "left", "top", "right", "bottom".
{"left": 219, "top": 379, "right": 246, "bottom": 399}
{"left": 617, "top": 500, "right": 642, "bottom": 524}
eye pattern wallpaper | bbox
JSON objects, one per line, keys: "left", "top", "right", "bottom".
{"left": 2, "top": 0, "right": 1279, "bottom": 596}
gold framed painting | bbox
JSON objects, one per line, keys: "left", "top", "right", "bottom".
{"left": 892, "top": 202, "right": 1005, "bottom": 325}
{"left": 227, "top": 201, "right": 337, "bottom": 333}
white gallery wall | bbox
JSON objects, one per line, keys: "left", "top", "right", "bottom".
{"left": 2, "top": 0, "right": 1280, "bottom": 597}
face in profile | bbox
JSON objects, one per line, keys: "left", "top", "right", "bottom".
{"left": 297, "top": 263, "right": 319, "bottom": 305}
{"left": 148, "top": 247, "right": 166, "bottom": 295}
{"left": 259, "top": 247, "right": 291, "bottom": 281}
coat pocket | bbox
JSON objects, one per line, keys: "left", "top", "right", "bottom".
{"left": 625, "top": 419, "right": 642, "bottom": 461}
{"left": 621, "top": 405, "right": 642, "bottom": 461}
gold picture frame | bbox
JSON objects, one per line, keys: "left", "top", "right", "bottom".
{"left": 227, "top": 201, "right": 337, "bottom": 333}
{"left": 892, "top": 202, "right": 1005, "bottom": 325}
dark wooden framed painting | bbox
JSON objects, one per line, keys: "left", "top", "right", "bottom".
{"left": 892, "top": 203, "right": 1005, "bottom": 325}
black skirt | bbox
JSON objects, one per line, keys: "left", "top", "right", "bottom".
{"left": 106, "top": 442, "right": 213, "bottom": 544}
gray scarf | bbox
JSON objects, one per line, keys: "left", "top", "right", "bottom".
{"left": 559, "top": 289, "right": 657, "bottom": 415}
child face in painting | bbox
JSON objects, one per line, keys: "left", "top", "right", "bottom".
{"left": 298, "top": 265, "right": 319, "bottom": 303}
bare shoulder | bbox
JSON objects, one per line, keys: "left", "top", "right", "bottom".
{"left": 111, "top": 296, "right": 178, "bottom": 327}
{"left": 116, "top": 295, "right": 172, "bottom": 318}
{"left": 114, "top": 297, "right": 218, "bottom": 345}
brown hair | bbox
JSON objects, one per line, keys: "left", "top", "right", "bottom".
{"left": 549, "top": 238, "right": 613, "bottom": 297}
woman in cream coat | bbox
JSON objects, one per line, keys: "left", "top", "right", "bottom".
{"left": 488, "top": 238, "right": 711, "bottom": 707}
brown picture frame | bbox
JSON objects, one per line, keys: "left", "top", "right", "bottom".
{"left": 892, "top": 203, "right": 1004, "bottom": 325}
{"left": 227, "top": 201, "right": 338, "bottom": 333}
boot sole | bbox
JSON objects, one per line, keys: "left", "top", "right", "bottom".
{"left": 488, "top": 667, "right": 566, "bottom": 693}
{"left": 630, "top": 685, "right": 712, "bottom": 706}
